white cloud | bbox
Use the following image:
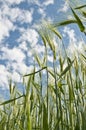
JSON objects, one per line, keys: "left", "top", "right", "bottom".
{"left": 11, "top": 71, "right": 21, "bottom": 82}
{"left": 19, "top": 41, "right": 28, "bottom": 51}
{"left": 37, "top": 8, "right": 46, "bottom": 18}
{"left": 67, "top": 40, "right": 86, "bottom": 57}
{"left": 27, "top": 0, "right": 54, "bottom": 21}
{"left": 0, "top": 0, "right": 55, "bottom": 91}
{"left": 1, "top": 5, "right": 33, "bottom": 24}
{"left": 0, "top": 45, "right": 34, "bottom": 88}
{"left": 0, "top": 64, "right": 25, "bottom": 88}
{"left": 18, "top": 28, "right": 39, "bottom": 47}
{"left": 62, "top": 27, "right": 86, "bottom": 58}
{"left": 22, "top": 9, "right": 33, "bottom": 24}
{"left": 27, "top": 0, "right": 40, "bottom": 5}
{"left": 1, "top": 47, "right": 25, "bottom": 63}
{"left": 28, "top": 0, "right": 54, "bottom": 8}
{"left": 2, "top": 0, "right": 24, "bottom": 5}
{"left": 63, "top": 27, "right": 77, "bottom": 43}
{"left": 0, "top": 44, "right": 34, "bottom": 73}
{"left": 48, "top": 55, "right": 53, "bottom": 62}
{"left": 0, "top": 61, "right": 34, "bottom": 88}
{"left": 32, "top": 44, "right": 45, "bottom": 54}
{"left": 58, "top": 1, "right": 69, "bottom": 12}
{"left": 43, "top": 0, "right": 54, "bottom": 6}
{"left": 0, "top": 65, "right": 10, "bottom": 89}
{"left": 9, "top": 61, "right": 29, "bottom": 75}
{"left": 0, "top": 18, "right": 14, "bottom": 42}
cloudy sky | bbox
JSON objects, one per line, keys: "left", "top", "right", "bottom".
{"left": 0, "top": 0, "right": 86, "bottom": 99}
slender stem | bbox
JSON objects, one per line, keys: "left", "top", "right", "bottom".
{"left": 45, "top": 47, "right": 49, "bottom": 125}
{"left": 53, "top": 55, "right": 60, "bottom": 130}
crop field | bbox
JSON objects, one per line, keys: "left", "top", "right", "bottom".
{"left": 0, "top": 2, "right": 86, "bottom": 130}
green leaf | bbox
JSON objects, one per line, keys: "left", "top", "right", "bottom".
{"left": 53, "top": 19, "right": 77, "bottom": 27}
{"left": 74, "top": 4, "right": 86, "bottom": 9}
{"left": 59, "top": 59, "right": 74, "bottom": 78}
{"left": 75, "top": 122, "right": 80, "bottom": 130}
{"left": 54, "top": 117, "right": 61, "bottom": 130}
{"left": 67, "top": 57, "right": 72, "bottom": 64}
{"left": 43, "top": 103, "right": 49, "bottom": 130}
{"left": 47, "top": 69, "right": 55, "bottom": 78}
{"left": 0, "top": 95, "right": 24, "bottom": 105}
{"left": 70, "top": 7, "right": 85, "bottom": 32}
{"left": 82, "top": 11, "right": 86, "bottom": 18}
{"left": 27, "top": 104, "right": 32, "bottom": 130}
{"left": 24, "top": 66, "right": 47, "bottom": 77}
{"left": 48, "top": 25, "right": 62, "bottom": 39}
{"left": 81, "top": 53, "right": 86, "bottom": 61}
{"left": 45, "top": 34, "right": 55, "bottom": 52}
{"left": 39, "top": 31, "right": 47, "bottom": 47}
{"left": 35, "top": 55, "right": 42, "bottom": 67}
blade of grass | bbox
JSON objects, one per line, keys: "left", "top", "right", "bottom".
{"left": 74, "top": 4, "right": 86, "bottom": 9}
{"left": 0, "top": 95, "right": 24, "bottom": 105}
{"left": 70, "top": 7, "right": 85, "bottom": 32}
{"left": 43, "top": 103, "right": 49, "bottom": 130}
{"left": 53, "top": 19, "right": 77, "bottom": 27}
{"left": 23, "top": 66, "right": 47, "bottom": 77}
{"left": 59, "top": 59, "right": 74, "bottom": 78}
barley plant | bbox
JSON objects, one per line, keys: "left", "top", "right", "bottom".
{"left": 0, "top": 2, "right": 86, "bottom": 130}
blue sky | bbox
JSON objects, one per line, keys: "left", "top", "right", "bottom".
{"left": 0, "top": 0, "right": 86, "bottom": 99}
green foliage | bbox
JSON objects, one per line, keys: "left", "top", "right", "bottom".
{"left": 70, "top": 7, "right": 85, "bottom": 32}
{"left": 0, "top": 2, "right": 86, "bottom": 130}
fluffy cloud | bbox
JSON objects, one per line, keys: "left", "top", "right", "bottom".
{"left": 0, "top": 43, "right": 34, "bottom": 77}
{"left": 1, "top": 0, "right": 24, "bottom": 5}
{"left": 63, "top": 27, "right": 77, "bottom": 43}
{"left": 11, "top": 71, "right": 21, "bottom": 83}
{"left": 0, "top": 64, "right": 28, "bottom": 88}
{"left": 58, "top": 1, "right": 69, "bottom": 12}
{"left": 67, "top": 40, "right": 86, "bottom": 57}
{"left": 18, "top": 28, "right": 39, "bottom": 47}
{"left": 43, "top": 0, "right": 54, "bottom": 6}
{"left": 0, "top": 2, "right": 33, "bottom": 43}
{"left": 48, "top": 55, "right": 53, "bottom": 63}
{"left": 1, "top": 47, "right": 25, "bottom": 63}
{"left": 27, "top": 0, "right": 40, "bottom": 5}
{"left": 0, "top": 45, "right": 34, "bottom": 88}
{"left": 37, "top": 8, "right": 46, "bottom": 18}
{"left": 0, "top": 65, "right": 10, "bottom": 88}
{"left": 63, "top": 27, "right": 86, "bottom": 57}
{"left": 19, "top": 41, "right": 28, "bottom": 51}
{"left": 1, "top": 5, "right": 33, "bottom": 23}
{"left": 8, "top": 61, "right": 32, "bottom": 75}
{"left": 0, "top": 18, "right": 14, "bottom": 42}
{"left": 28, "top": 0, "right": 54, "bottom": 8}
{"left": 32, "top": 44, "right": 45, "bottom": 54}
{"left": 0, "top": 0, "right": 54, "bottom": 91}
